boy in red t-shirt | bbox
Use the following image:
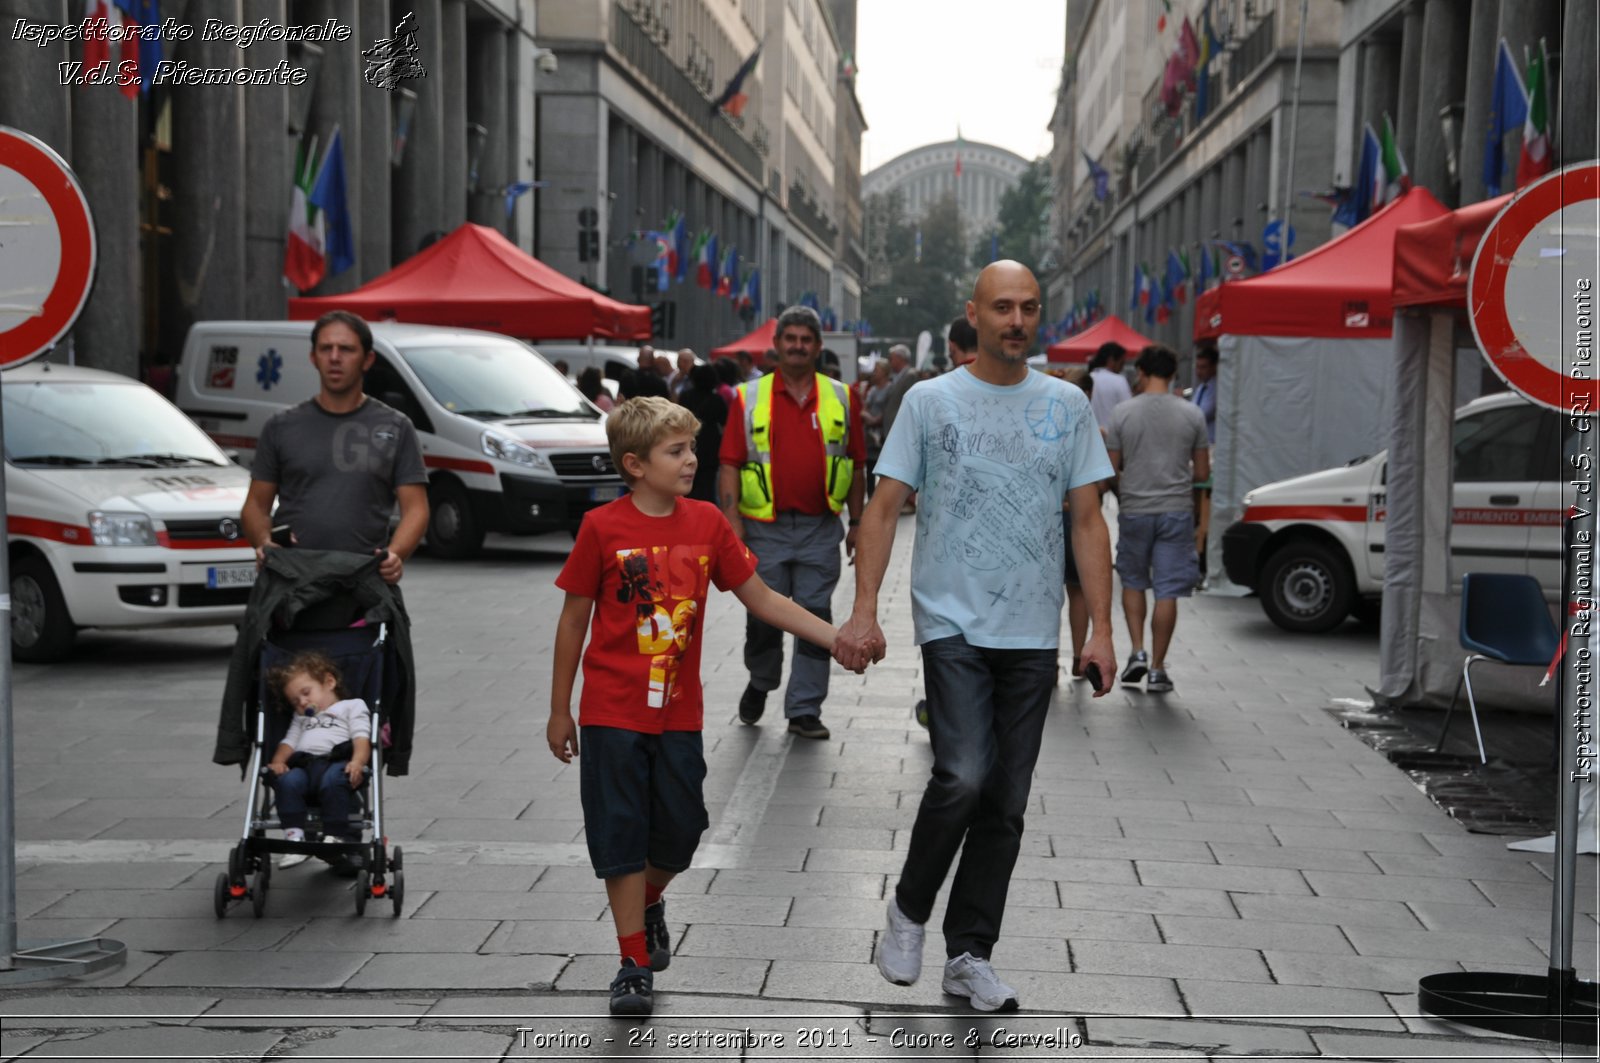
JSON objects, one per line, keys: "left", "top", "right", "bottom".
{"left": 549, "top": 396, "right": 846, "bottom": 1016}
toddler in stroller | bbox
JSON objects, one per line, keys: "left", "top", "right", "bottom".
{"left": 267, "top": 651, "right": 371, "bottom": 868}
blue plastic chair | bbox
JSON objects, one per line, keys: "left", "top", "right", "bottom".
{"left": 1436, "top": 573, "right": 1560, "bottom": 764}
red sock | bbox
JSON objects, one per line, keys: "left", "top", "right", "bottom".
{"left": 618, "top": 931, "right": 650, "bottom": 968}
{"left": 644, "top": 882, "right": 664, "bottom": 908}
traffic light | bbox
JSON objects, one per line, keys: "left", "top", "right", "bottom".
{"left": 650, "top": 301, "right": 676, "bottom": 340}
{"left": 577, "top": 206, "right": 600, "bottom": 263}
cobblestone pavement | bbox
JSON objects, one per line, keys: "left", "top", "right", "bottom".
{"left": 1, "top": 518, "right": 1593, "bottom": 1061}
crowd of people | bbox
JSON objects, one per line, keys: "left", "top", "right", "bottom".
{"left": 232, "top": 286, "right": 1216, "bottom": 1021}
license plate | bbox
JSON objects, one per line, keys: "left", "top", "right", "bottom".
{"left": 589, "top": 486, "right": 623, "bottom": 501}
{"left": 207, "top": 564, "right": 258, "bottom": 589}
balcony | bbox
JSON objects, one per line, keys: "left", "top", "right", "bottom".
{"left": 1228, "top": 8, "right": 1276, "bottom": 89}
{"left": 610, "top": 2, "right": 764, "bottom": 186}
{"left": 789, "top": 180, "right": 839, "bottom": 247}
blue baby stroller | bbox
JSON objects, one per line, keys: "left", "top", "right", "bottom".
{"left": 211, "top": 550, "right": 415, "bottom": 918}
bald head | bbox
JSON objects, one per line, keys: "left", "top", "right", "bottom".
{"left": 967, "top": 260, "right": 1041, "bottom": 365}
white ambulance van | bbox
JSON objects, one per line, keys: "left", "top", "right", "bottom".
{"left": 1221, "top": 391, "right": 1563, "bottom": 633}
{"left": 175, "top": 322, "right": 624, "bottom": 558}
{"left": 3, "top": 362, "right": 256, "bottom": 661}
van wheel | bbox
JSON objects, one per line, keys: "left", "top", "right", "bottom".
{"left": 11, "top": 555, "right": 76, "bottom": 662}
{"left": 427, "top": 479, "right": 485, "bottom": 559}
{"left": 1259, "top": 542, "right": 1354, "bottom": 634}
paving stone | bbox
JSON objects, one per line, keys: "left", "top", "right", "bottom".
{"left": 1117, "top": 817, "right": 1280, "bottom": 845}
{"left": 1409, "top": 901, "right": 1570, "bottom": 936}
{"left": 677, "top": 924, "right": 874, "bottom": 964}
{"left": 344, "top": 952, "right": 567, "bottom": 990}
{"left": 528, "top": 865, "right": 712, "bottom": 894}
{"left": 18, "top": 1026, "right": 283, "bottom": 1058}
{"left": 192, "top": 997, "right": 432, "bottom": 1027}
{"left": 1084, "top": 1016, "right": 1316, "bottom": 1056}
{"left": 1001, "top": 906, "right": 1164, "bottom": 944}
{"left": 1071, "top": 938, "right": 1272, "bottom": 983}
{"left": 416, "top": 817, "right": 586, "bottom": 843}
{"left": 1311, "top": 1030, "right": 1555, "bottom": 1059}
{"left": 1135, "top": 860, "right": 1310, "bottom": 895}
{"left": 1208, "top": 842, "right": 1382, "bottom": 874}
{"left": 1264, "top": 950, "right": 1468, "bottom": 993}
{"left": 660, "top": 893, "right": 791, "bottom": 927}
{"left": 1231, "top": 893, "right": 1426, "bottom": 930}
{"left": 1342, "top": 924, "right": 1550, "bottom": 964}
{"left": 279, "top": 1026, "right": 514, "bottom": 1057}
{"left": 277, "top": 916, "right": 498, "bottom": 953}
{"left": 765, "top": 958, "right": 1184, "bottom": 1015}
{"left": 1017, "top": 854, "right": 1137, "bottom": 884}
{"left": 98, "top": 916, "right": 301, "bottom": 952}
{"left": 410, "top": 889, "right": 606, "bottom": 922}
{"left": 1371, "top": 851, "right": 1553, "bottom": 882}
{"left": 801, "top": 847, "right": 907, "bottom": 874}
{"left": 0, "top": 992, "right": 217, "bottom": 1028}
{"left": 1268, "top": 824, "right": 1439, "bottom": 853}
{"left": 1299, "top": 869, "right": 1494, "bottom": 905}
{"left": 1156, "top": 914, "right": 1356, "bottom": 954}
{"left": 94, "top": 818, "right": 243, "bottom": 840}
{"left": 1177, "top": 978, "right": 1406, "bottom": 1032}
{"left": 691, "top": 844, "right": 808, "bottom": 871}
{"left": 556, "top": 953, "right": 767, "bottom": 997}
{"left": 1056, "top": 881, "right": 1236, "bottom": 918}
{"left": 134, "top": 950, "right": 372, "bottom": 989}
{"left": 15, "top": 862, "right": 210, "bottom": 891}
{"left": 485, "top": 918, "right": 664, "bottom": 956}
{"left": 0, "top": 1032, "right": 50, "bottom": 1057}
{"left": 708, "top": 868, "right": 885, "bottom": 899}
{"left": 1051, "top": 836, "right": 1215, "bottom": 864}
{"left": 1473, "top": 875, "right": 1590, "bottom": 911}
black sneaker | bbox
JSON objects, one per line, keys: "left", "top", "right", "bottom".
{"left": 738, "top": 685, "right": 766, "bottom": 724}
{"left": 1120, "top": 650, "right": 1149, "bottom": 687}
{"left": 644, "top": 899, "right": 671, "bottom": 971}
{"left": 913, "top": 699, "right": 929, "bottom": 729}
{"left": 609, "top": 959, "right": 653, "bottom": 1016}
{"left": 787, "top": 714, "right": 830, "bottom": 739}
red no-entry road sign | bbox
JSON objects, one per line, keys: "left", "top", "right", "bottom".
{"left": 0, "top": 127, "right": 97, "bottom": 367}
{"left": 1469, "top": 161, "right": 1600, "bottom": 415}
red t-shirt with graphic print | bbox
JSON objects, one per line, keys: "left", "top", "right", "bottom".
{"left": 555, "top": 496, "right": 758, "bottom": 733}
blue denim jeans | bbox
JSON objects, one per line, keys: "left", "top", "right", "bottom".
{"left": 271, "top": 758, "right": 363, "bottom": 840}
{"left": 895, "top": 634, "right": 1055, "bottom": 959}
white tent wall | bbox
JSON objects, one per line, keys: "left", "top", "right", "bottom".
{"left": 1206, "top": 334, "right": 1397, "bottom": 593}
{"left": 1374, "top": 308, "right": 1553, "bottom": 711}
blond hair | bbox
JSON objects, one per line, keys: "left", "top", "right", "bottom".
{"left": 607, "top": 396, "right": 701, "bottom": 484}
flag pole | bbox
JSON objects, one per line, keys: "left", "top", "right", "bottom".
{"left": 1275, "top": 0, "right": 1309, "bottom": 266}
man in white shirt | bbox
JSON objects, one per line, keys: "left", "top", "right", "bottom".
{"left": 1088, "top": 342, "right": 1133, "bottom": 429}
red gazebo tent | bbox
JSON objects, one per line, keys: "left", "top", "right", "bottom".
{"left": 1045, "top": 315, "right": 1157, "bottom": 363}
{"left": 288, "top": 223, "right": 651, "bottom": 341}
{"left": 1194, "top": 186, "right": 1448, "bottom": 340}
{"left": 710, "top": 318, "right": 777, "bottom": 358}
{"left": 1189, "top": 186, "right": 1451, "bottom": 591}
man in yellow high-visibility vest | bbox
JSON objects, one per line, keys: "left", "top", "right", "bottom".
{"left": 718, "top": 306, "right": 866, "bottom": 740}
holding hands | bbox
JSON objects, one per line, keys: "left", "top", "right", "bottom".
{"left": 832, "top": 610, "right": 887, "bottom": 673}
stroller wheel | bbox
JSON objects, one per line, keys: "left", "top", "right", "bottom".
{"left": 213, "top": 872, "right": 230, "bottom": 919}
{"left": 227, "top": 844, "right": 244, "bottom": 883}
{"left": 390, "top": 868, "right": 405, "bottom": 918}
{"left": 354, "top": 870, "right": 371, "bottom": 916}
{"left": 251, "top": 869, "right": 269, "bottom": 918}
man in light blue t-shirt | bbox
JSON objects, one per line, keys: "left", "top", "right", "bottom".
{"left": 835, "top": 261, "right": 1117, "bottom": 1013}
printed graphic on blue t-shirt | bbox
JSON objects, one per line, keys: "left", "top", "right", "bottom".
{"left": 874, "top": 368, "right": 1112, "bottom": 649}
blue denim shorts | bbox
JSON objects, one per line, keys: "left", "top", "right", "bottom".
{"left": 1115, "top": 511, "right": 1198, "bottom": 598}
{"left": 578, "top": 726, "right": 708, "bottom": 878}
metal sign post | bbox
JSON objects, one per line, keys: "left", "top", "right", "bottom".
{"left": 0, "top": 126, "right": 124, "bottom": 983}
{"left": 1417, "top": 161, "right": 1600, "bottom": 1043}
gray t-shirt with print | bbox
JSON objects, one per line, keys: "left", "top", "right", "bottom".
{"left": 252, "top": 397, "right": 428, "bottom": 554}
{"left": 1104, "top": 392, "right": 1210, "bottom": 515}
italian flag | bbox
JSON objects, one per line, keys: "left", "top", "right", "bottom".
{"left": 693, "top": 230, "right": 717, "bottom": 289}
{"left": 283, "top": 139, "right": 326, "bottom": 292}
{"left": 1516, "top": 45, "right": 1553, "bottom": 188}
{"left": 1380, "top": 113, "right": 1410, "bottom": 202}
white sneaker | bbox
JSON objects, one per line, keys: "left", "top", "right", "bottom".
{"left": 875, "top": 898, "right": 925, "bottom": 986}
{"left": 942, "top": 952, "right": 1019, "bottom": 1012}
{"left": 279, "top": 829, "right": 309, "bottom": 869}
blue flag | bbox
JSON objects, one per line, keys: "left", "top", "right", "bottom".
{"left": 309, "top": 127, "right": 354, "bottom": 277}
{"left": 1333, "top": 124, "right": 1379, "bottom": 228}
{"left": 1483, "top": 38, "right": 1528, "bottom": 197}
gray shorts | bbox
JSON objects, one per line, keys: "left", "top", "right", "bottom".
{"left": 1116, "top": 511, "right": 1198, "bottom": 599}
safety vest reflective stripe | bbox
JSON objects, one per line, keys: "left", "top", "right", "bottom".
{"left": 737, "top": 373, "right": 853, "bottom": 521}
